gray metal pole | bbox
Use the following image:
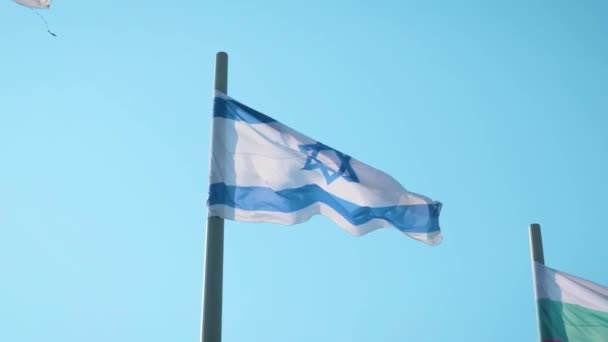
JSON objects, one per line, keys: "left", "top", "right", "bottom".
{"left": 200, "top": 52, "right": 228, "bottom": 342}
{"left": 529, "top": 223, "right": 544, "bottom": 342}
{"left": 529, "top": 223, "right": 544, "bottom": 264}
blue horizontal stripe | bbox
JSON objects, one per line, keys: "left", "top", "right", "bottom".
{"left": 208, "top": 183, "right": 441, "bottom": 233}
{"left": 214, "top": 96, "right": 277, "bottom": 123}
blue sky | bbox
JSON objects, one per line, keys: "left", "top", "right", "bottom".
{"left": 2, "top": 1, "right": 607, "bottom": 341}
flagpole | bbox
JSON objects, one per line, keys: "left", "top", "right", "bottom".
{"left": 529, "top": 223, "right": 545, "bottom": 342}
{"left": 200, "top": 52, "right": 228, "bottom": 342}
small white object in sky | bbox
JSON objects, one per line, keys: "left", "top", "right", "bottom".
{"left": 12, "top": 0, "right": 56, "bottom": 36}
{"left": 13, "top": 0, "right": 50, "bottom": 9}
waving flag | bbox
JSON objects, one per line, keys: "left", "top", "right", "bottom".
{"left": 207, "top": 93, "right": 442, "bottom": 245}
{"left": 535, "top": 262, "right": 608, "bottom": 341}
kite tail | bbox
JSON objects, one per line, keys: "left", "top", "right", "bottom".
{"left": 30, "top": 8, "right": 56, "bottom": 37}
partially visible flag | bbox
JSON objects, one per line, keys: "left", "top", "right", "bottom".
{"left": 534, "top": 262, "right": 608, "bottom": 341}
{"left": 207, "top": 93, "right": 442, "bottom": 245}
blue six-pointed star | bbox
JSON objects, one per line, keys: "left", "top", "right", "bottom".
{"left": 298, "top": 142, "right": 360, "bottom": 184}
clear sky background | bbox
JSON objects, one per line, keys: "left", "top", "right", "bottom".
{"left": 2, "top": 1, "right": 607, "bottom": 341}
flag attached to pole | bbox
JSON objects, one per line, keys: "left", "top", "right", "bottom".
{"left": 534, "top": 262, "right": 608, "bottom": 341}
{"left": 207, "top": 93, "right": 442, "bottom": 245}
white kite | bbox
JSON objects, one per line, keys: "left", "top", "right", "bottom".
{"left": 13, "top": 0, "right": 50, "bottom": 9}
{"left": 12, "top": 0, "right": 56, "bottom": 36}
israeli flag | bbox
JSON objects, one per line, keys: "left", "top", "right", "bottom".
{"left": 207, "top": 93, "right": 443, "bottom": 245}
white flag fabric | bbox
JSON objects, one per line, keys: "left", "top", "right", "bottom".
{"left": 13, "top": 0, "right": 50, "bottom": 9}
{"left": 207, "top": 93, "right": 443, "bottom": 245}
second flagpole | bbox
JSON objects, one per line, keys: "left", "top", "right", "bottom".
{"left": 200, "top": 51, "right": 228, "bottom": 342}
{"left": 529, "top": 223, "right": 545, "bottom": 342}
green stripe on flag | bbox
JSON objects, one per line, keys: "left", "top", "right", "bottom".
{"left": 539, "top": 298, "right": 608, "bottom": 342}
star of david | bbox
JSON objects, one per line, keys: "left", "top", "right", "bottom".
{"left": 298, "top": 142, "right": 359, "bottom": 184}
